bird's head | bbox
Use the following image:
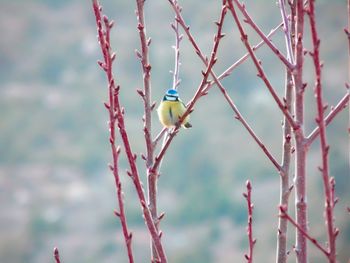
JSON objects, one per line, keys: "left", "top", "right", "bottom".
{"left": 163, "top": 89, "right": 179, "bottom": 101}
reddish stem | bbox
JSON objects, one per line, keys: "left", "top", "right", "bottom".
{"left": 279, "top": 206, "right": 329, "bottom": 257}
{"left": 348, "top": 0, "right": 350, "bottom": 137}
{"left": 92, "top": 2, "right": 135, "bottom": 262}
{"left": 306, "top": 93, "right": 349, "bottom": 146}
{"left": 308, "top": 1, "right": 337, "bottom": 261}
{"left": 135, "top": 0, "right": 154, "bottom": 169}
{"left": 134, "top": 0, "right": 162, "bottom": 261}
{"left": 53, "top": 247, "right": 61, "bottom": 263}
{"left": 243, "top": 181, "right": 256, "bottom": 263}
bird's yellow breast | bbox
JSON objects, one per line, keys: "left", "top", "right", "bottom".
{"left": 157, "top": 100, "right": 190, "bottom": 128}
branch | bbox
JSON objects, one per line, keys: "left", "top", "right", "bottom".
{"left": 279, "top": 206, "right": 329, "bottom": 257}
{"left": 168, "top": 0, "right": 282, "bottom": 173}
{"left": 227, "top": 1, "right": 299, "bottom": 131}
{"left": 171, "top": 7, "right": 183, "bottom": 90}
{"left": 53, "top": 247, "right": 61, "bottom": 263}
{"left": 153, "top": 127, "right": 168, "bottom": 148}
{"left": 292, "top": 0, "right": 308, "bottom": 261}
{"left": 152, "top": 2, "right": 228, "bottom": 173}
{"left": 233, "top": 0, "right": 294, "bottom": 69}
{"left": 93, "top": 1, "right": 167, "bottom": 262}
{"left": 243, "top": 181, "right": 256, "bottom": 263}
{"left": 307, "top": 1, "right": 337, "bottom": 261}
{"left": 348, "top": 0, "right": 350, "bottom": 84}
{"left": 276, "top": 70, "right": 294, "bottom": 263}
{"left": 276, "top": 2, "right": 295, "bottom": 262}
{"left": 278, "top": 0, "right": 294, "bottom": 64}
{"left": 92, "top": 2, "right": 134, "bottom": 262}
{"left": 135, "top": 0, "right": 154, "bottom": 169}
{"left": 134, "top": 0, "right": 163, "bottom": 261}
{"left": 306, "top": 93, "right": 349, "bottom": 146}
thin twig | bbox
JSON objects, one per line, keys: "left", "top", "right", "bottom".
{"left": 171, "top": 6, "right": 182, "bottom": 90}
{"left": 243, "top": 181, "right": 256, "bottom": 263}
{"left": 308, "top": 1, "right": 337, "bottom": 261}
{"left": 92, "top": 2, "right": 134, "bottom": 262}
{"left": 233, "top": 0, "right": 294, "bottom": 69}
{"left": 347, "top": 0, "right": 350, "bottom": 137}
{"left": 227, "top": 1, "right": 298, "bottom": 131}
{"left": 53, "top": 247, "right": 61, "bottom": 263}
{"left": 306, "top": 93, "right": 349, "bottom": 146}
{"left": 279, "top": 206, "right": 329, "bottom": 257}
{"left": 153, "top": 128, "right": 168, "bottom": 148}
{"left": 278, "top": 0, "right": 295, "bottom": 64}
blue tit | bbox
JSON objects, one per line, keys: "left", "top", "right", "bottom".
{"left": 157, "top": 89, "right": 192, "bottom": 129}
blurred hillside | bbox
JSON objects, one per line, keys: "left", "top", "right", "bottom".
{"left": 0, "top": 0, "right": 349, "bottom": 262}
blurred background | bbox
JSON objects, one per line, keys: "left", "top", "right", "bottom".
{"left": 0, "top": 0, "right": 349, "bottom": 262}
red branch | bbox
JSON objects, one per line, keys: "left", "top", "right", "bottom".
{"left": 243, "top": 181, "right": 256, "bottom": 263}
{"left": 279, "top": 206, "right": 329, "bottom": 257}
{"left": 135, "top": 0, "right": 154, "bottom": 169}
{"left": 53, "top": 247, "right": 61, "bottom": 263}
{"left": 307, "top": 1, "right": 337, "bottom": 261}
{"left": 134, "top": 0, "right": 163, "bottom": 261}
{"left": 227, "top": 1, "right": 298, "bottom": 131}
{"left": 92, "top": 2, "right": 134, "bottom": 262}
{"left": 233, "top": 0, "right": 294, "bottom": 69}
{"left": 168, "top": 0, "right": 283, "bottom": 173}
{"left": 152, "top": 2, "right": 227, "bottom": 173}
{"left": 92, "top": 1, "right": 167, "bottom": 262}
{"left": 348, "top": 0, "right": 350, "bottom": 136}
{"left": 306, "top": 93, "right": 349, "bottom": 146}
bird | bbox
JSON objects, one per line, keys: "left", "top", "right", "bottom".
{"left": 157, "top": 89, "right": 192, "bottom": 129}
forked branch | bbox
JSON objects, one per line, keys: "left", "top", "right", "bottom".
{"left": 306, "top": 93, "right": 349, "bottom": 146}
{"left": 227, "top": 0, "right": 298, "bottom": 131}
{"left": 168, "top": 0, "right": 283, "bottom": 172}
{"left": 232, "top": 0, "right": 294, "bottom": 69}
{"left": 279, "top": 206, "right": 329, "bottom": 257}
{"left": 93, "top": 1, "right": 167, "bottom": 261}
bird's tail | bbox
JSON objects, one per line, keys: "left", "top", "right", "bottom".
{"left": 183, "top": 122, "right": 192, "bottom": 129}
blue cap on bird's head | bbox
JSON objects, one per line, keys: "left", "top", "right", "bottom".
{"left": 166, "top": 89, "right": 179, "bottom": 97}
